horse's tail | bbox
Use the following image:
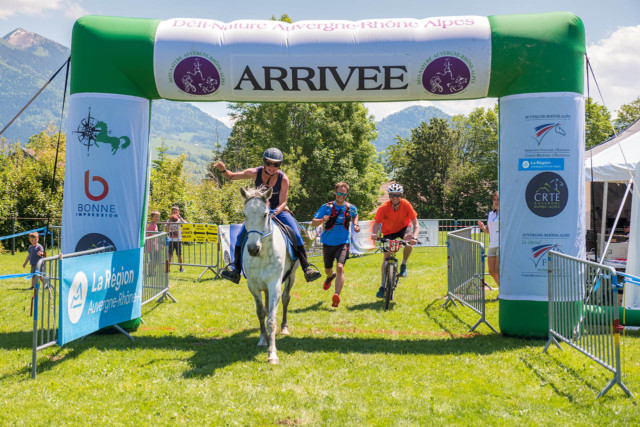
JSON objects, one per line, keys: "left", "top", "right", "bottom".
{"left": 120, "top": 136, "right": 131, "bottom": 149}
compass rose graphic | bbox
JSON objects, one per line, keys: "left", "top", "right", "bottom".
{"left": 73, "top": 108, "right": 99, "bottom": 155}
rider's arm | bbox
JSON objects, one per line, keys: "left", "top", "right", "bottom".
{"left": 214, "top": 161, "right": 258, "bottom": 181}
{"left": 353, "top": 214, "right": 361, "bottom": 232}
{"left": 310, "top": 216, "right": 325, "bottom": 227}
{"left": 409, "top": 218, "right": 419, "bottom": 237}
{"left": 371, "top": 222, "right": 381, "bottom": 240}
{"left": 273, "top": 174, "right": 289, "bottom": 216}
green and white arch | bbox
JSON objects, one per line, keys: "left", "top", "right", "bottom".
{"left": 63, "top": 12, "right": 585, "bottom": 337}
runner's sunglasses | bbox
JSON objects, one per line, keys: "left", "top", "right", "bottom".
{"left": 336, "top": 191, "right": 348, "bottom": 196}
{"left": 264, "top": 160, "right": 281, "bottom": 168}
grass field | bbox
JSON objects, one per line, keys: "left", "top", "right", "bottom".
{"left": 1, "top": 247, "right": 639, "bottom": 425}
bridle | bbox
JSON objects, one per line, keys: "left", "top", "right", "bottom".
{"left": 244, "top": 195, "right": 274, "bottom": 240}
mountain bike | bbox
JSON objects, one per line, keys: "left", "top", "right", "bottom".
{"left": 378, "top": 238, "right": 411, "bottom": 311}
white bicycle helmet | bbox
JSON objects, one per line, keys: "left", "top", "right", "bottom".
{"left": 388, "top": 183, "right": 403, "bottom": 193}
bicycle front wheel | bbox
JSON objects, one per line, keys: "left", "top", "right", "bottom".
{"left": 384, "top": 262, "right": 395, "bottom": 311}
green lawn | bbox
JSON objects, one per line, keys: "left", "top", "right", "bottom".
{"left": 1, "top": 248, "right": 638, "bottom": 425}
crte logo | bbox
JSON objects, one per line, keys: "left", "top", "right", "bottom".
{"left": 84, "top": 170, "right": 109, "bottom": 201}
{"left": 174, "top": 56, "right": 221, "bottom": 95}
{"left": 525, "top": 172, "right": 568, "bottom": 218}
{"left": 421, "top": 56, "right": 470, "bottom": 95}
{"left": 68, "top": 271, "right": 88, "bottom": 324}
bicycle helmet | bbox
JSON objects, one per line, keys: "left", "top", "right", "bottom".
{"left": 263, "top": 147, "right": 284, "bottom": 163}
{"left": 388, "top": 183, "right": 403, "bottom": 193}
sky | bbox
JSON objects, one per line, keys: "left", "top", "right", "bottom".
{"left": 1, "top": 0, "right": 638, "bottom": 126}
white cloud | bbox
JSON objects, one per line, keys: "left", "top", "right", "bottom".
{"left": 63, "top": 1, "right": 89, "bottom": 20}
{"left": 0, "top": 0, "right": 63, "bottom": 19}
{"left": 587, "top": 25, "right": 640, "bottom": 115}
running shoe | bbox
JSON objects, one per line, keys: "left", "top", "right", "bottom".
{"left": 376, "top": 286, "right": 385, "bottom": 298}
{"left": 332, "top": 294, "right": 340, "bottom": 307}
{"left": 399, "top": 264, "right": 407, "bottom": 277}
{"left": 323, "top": 273, "right": 337, "bottom": 290}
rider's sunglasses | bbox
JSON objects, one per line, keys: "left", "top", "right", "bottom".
{"left": 264, "top": 160, "right": 281, "bottom": 168}
{"left": 389, "top": 193, "right": 402, "bottom": 198}
{"left": 336, "top": 191, "right": 348, "bottom": 197}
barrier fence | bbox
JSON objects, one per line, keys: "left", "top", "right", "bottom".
{"left": 32, "top": 245, "right": 114, "bottom": 379}
{"left": 161, "top": 222, "right": 222, "bottom": 280}
{"left": 142, "top": 232, "right": 174, "bottom": 305}
{"left": 443, "top": 227, "right": 497, "bottom": 333}
{"left": 543, "top": 251, "right": 632, "bottom": 398}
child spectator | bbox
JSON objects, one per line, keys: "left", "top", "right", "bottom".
{"left": 23, "top": 232, "right": 45, "bottom": 289}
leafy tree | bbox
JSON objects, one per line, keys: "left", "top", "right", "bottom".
{"left": 387, "top": 118, "right": 459, "bottom": 218}
{"left": 585, "top": 97, "right": 614, "bottom": 149}
{"left": 0, "top": 125, "right": 65, "bottom": 249}
{"left": 148, "top": 145, "right": 189, "bottom": 221}
{"left": 614, "top": 97, "right": 640, "bottom": 133}
{"left": 218, "top": 102, "right": 385, "bottom": 219}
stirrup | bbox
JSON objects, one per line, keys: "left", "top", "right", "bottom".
{"left": 303, "top": 264, "right": 322, "bottom": 282}
{"left": 221, "top": 268, "right": 241, "bottom": 284}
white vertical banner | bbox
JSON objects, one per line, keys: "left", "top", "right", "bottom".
{"left": 62, "top": 93, "right": 150, "bottom": 253}
{"left": 499, "top": 92, "right": 585, "bottom": 301}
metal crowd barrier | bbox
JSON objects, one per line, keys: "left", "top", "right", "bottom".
{"left": 436, "top": 219, "right": 487, "bottom": 247}
{"left": 160, "top": 222, "right": 222, "bottom": 280}
{"left": 443, "top": 227, "right": 497, "bottom": 333}
{"left": 32, "top": 245, "right": 114, "bottom": 379}
{"left": 543, "top": 251, "right": 632, "bottom": 398}
{"left": 143, "top": 232, "right": 174, "bottom": 305}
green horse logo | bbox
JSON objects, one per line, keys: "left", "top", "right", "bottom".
{"left": 74, "top": 109, "right": 131, "bottom": 155}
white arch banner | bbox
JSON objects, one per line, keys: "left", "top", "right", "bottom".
{"left": 153, "top": 17, "right": 492, "bottom": 102}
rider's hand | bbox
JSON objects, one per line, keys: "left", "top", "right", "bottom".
{"left": 408, "top": 238, "right": 418, "bottom": 246}
{"left": 322, "top": 215, "right": 330, "bottom": 224}
{"left": 370, "top": 234, "right": 378, "bottom": 240}
{"left": 353, "top": 224, "right": 360, "bottom": 233}
{"left": 214, "top": 161, "right": 226, "bottom": 171}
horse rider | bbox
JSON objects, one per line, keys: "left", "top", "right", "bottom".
{"left": 214, "top": 148, "right": 322, "bottom": 284}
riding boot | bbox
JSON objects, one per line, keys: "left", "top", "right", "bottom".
{"left": 221, "top": 245, "right": 242, "bottom": 284}
{"left": 296, "top": 245, "right": 322, "bottom": 282}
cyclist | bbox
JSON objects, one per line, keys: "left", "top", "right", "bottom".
{"left": 214, "top": 148, "right": 322, "bottom": 283}
{"left": 371, "top": 183, "right": 419, "bottom": 298}
{"left": 310, "top": 181, "right": 361, "bottom": 308}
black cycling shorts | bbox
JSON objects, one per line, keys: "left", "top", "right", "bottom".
{"left": 323, "top": 243, "right": 350, "bottom": 269}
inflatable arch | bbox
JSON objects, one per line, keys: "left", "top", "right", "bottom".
{"left": 63, "top": 12, "right": 585, "bottom": 337}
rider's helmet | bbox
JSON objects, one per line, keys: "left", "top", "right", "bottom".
{"left": 388, "top": 183, "right": 403, "bottom": 194}
{"left": 263, "top": 147, "right": 284, "bottom": 164}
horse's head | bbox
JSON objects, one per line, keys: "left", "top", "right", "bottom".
{"left": 241, "top": 186, "right": 273, "bottom": 257}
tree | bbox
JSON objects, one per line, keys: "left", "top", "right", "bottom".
{"left": 217, "top": 102, "right": 385, "bottom": 219}
{"left": 614, "top": 97, "right": 640, "bottom": 133}
{"left": 387, "top": 118, "right": 459, "bottom": 218}
{"left": 0, "top": 125, "right": 66, "bottom": 248}
{"left": 585, "top": 97, "right": 614, "bottom": 149}
{"left": 148, "top": 145, "right": 189, "bottom": 221}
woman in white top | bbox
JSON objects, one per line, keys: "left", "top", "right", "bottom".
{"left": 478, "top": 191, "right": 499, "bottom": 286}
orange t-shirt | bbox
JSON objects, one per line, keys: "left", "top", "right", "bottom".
{"left": 374, "top": 199, "right": 417, "bottom": 235}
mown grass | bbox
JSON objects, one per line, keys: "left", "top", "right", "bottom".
{"left": 1, "top": 247, "right": 639, "bottom": 425}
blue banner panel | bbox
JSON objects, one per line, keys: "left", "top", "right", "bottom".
{"left": 58, "top": 248, "right": 143, "bottom": 345}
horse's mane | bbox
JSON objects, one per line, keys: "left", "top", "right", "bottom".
{"left": 243, "top": 185, "right": 270, "bottom": 201}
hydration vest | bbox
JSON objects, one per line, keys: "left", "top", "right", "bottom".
{"left": 324, "top": 202, "right": 352, "bottom": 230}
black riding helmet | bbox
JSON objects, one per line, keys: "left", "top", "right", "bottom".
{"left": 263, "top": 147, "right": 284, "bottom": 164}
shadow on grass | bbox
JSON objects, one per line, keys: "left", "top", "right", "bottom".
{"left": 4, "top": 325, "right": 538, "bottom": 380}
{"left": 347, "top": 300, "right": 394, "bottom": 311}
{"left": 290, "top": 301, "right": 331, "bottom": 313}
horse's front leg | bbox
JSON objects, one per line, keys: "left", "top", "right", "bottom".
{"left": 267, "top": 282, "right": 282, "bottom": 365}
{"left": 251, "top": 291, "right": 268, "bottom": 347}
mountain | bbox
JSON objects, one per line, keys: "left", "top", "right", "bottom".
{"left": 372, "top": 105, "right": 450, "bottom": 152}
{"left": 0, "top": 28, "right": 232, "bottom": 176}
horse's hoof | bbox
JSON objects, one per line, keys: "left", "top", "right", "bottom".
{"left": 268, "top": 357, "right": 279, "bottom": 365}
{"left": 280, "top": 327, "right": 290, "bottom": 336}
{"left": 257, "top": 338, "right": 267, "bottom": 347}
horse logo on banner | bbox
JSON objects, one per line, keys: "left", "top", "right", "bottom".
{"left": 73, "top": 108, "right": 131, "bottom": 155}
{"left": 532, "top": 123, "right": 566, "bottom": 146}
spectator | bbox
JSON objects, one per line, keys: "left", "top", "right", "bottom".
{"left": 23, "top": 232, "right": 45, "bottom": 290}
{"left": 167, "top": 206, "right": 186, "bottom": 272}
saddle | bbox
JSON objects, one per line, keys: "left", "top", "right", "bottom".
{"left": 271, "top": 215, "right": 298, "bottom": 261}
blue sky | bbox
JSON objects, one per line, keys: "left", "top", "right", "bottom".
{"left": 1, "top": 0, "right": 638, "bottom": 123}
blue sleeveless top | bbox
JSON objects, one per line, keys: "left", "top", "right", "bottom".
{"left": 255, "top": 166, "right": 284, "bottom": 210}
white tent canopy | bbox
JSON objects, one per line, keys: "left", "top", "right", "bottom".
{"left": 585, "top": 118, "right": 640, "bottom": 310}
